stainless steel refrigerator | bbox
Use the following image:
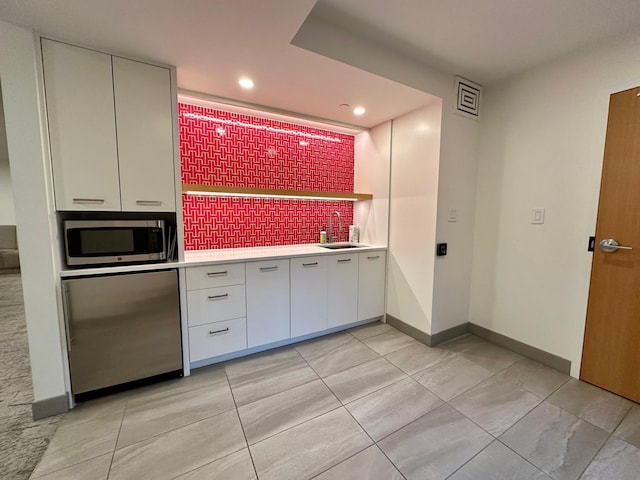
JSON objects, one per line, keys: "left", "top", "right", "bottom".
{"left": 62, "top": 269, "right": 182, "bottom": 398}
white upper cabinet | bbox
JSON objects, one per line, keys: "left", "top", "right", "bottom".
{"left": 42, "top": 39, "right": 176, "bottom": 212}
{"left": 113, "top": 57, "right": 175, "bottom": 212}
{"left": 42, "top": 39, "right": 121, "bottom": 211}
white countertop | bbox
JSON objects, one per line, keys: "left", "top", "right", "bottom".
{"left": 60, "top": 243, "right": 386, "bottom": 277}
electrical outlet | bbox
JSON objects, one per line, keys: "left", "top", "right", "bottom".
{"left": 531, "top": 208, "right": 545, "bottom": 224}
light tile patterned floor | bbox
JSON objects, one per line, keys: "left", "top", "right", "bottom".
{"left": 29, "top": 322, "right": 640, "bottom": 480}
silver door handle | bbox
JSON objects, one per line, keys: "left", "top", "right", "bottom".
{"left": 302, "top": 262, "right": 318, "bottom": 267}
{"left": 136, "top": 200, "right": 162, "bottom": 206}
{"left": 209, "top": 327, "right": 229, "bottom": 335}
{"left": 599, "top": 239, "right": 633, "bottom": 253}
{"left": 207, "top": 271, "right": 228, "bottom": 277}
{"left": 338, "top": 258, "right": 352, "bottom": 263}
{"left": 73, "top": 198, "right": 104, "bottom": 204}
{"left": 207, "top": 293, "right": 229, "bottom": 300}
{"left": 260, "top": 266, "right": 278, "bottom": 271}
{"left": 62, "top": 284, "right": 73, "bottom": 352}
{"left": 367, "top": 256, "right": 380, "bottom": 260}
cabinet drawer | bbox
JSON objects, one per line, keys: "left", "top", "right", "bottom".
{"left": 189, "top": 317, "right": 247, "bottom": 362}
{"left": 186, "top": 263, "right": 245, "bottom": 290}
{"left": 187, "top": 284, "right": 246, "bottom": 327}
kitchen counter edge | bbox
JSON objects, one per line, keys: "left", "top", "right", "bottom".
{"left": 60, "top": 244, "right": 387, "bottom": 278}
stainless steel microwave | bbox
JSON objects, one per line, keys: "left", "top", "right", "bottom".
{"left": 64, "top": 220, "right": 166, "bottom": 267}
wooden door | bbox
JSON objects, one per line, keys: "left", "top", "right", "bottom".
{"left": 581, "top": 86, "right": 640, "bottom": 402}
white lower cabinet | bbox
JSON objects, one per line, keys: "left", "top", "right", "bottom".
{"left": 358, "top": 251, "right": 387, "bottom": 321}
{"left": 246, "top": 259, "right": 290, "bottom": 348}
{"left": 185, "top": 249, "right": 386, "bottom": 365}
{"left": 189, "top": 318, "right": 247, "bottom": 362}
{"left": 291, "top": 256, "right": 328, "bottom": 337}
{"left": 327, "top": 254, "right": 359, "bottom": 328}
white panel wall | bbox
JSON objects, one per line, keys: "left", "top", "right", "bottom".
{"left": 0, "top": 98, "right": 15, "bottom": 225}
{"left": 294, "top": 22, "right": 481, "bottom": 335}
{"left": 0, "top": 22, "right": 67, "bottom": 403}
{"left": 470, "top": 30, "right": 640, "bottom": 377}
{"left": 354, "top": 121, "right": 391, "bottom": 246}
{"left": 387, "top": 102, "right": 442, "bottom": 333}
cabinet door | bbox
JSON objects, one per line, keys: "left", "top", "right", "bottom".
{"left": 42, "top": 39, "right": 121, "bottom": 211}
{"left": 327, "top": 254, "right": 359, "bottom": 328}
{"left": 358, "top": 251, "right": 386, "bottom": 321}
{"left": 291, "top": 256, "right": 327, "bottom": 338}
{"left": 113, "top": 57, "right": 176, "bottom": 212}
{"left": 246, "top": 259, "right": 290, "bottom": 348}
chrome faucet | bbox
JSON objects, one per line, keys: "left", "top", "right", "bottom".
{"left": 328, "top": 211, "right": 343, "bottom": 243}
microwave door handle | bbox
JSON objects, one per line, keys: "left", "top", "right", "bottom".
{"left": 62, "top": 283, "right": 73, "bottom": 352}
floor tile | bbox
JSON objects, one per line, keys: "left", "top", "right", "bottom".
{"left": 117, "top": 381, "right": 235, "bottom": 448}
{"left": 225, "top": 347, "right": 301, "bottom": 380}
{"left": 359, "top": 329, "right": 419, "bottom": 356}
{"left": 580, "top": 437, "right": 640, "bottom": 480}
{"left": 295, "top": 333, "right": 379, "bottom": 377}
{"left": 614, "top": 405, "right": 640, "bottom": 449}
{"left": 500, "top": 401, "right": 609, "bottom": 480}
{"left": 346, "top": 377, "right": 442, "bottom": 441}
{"left": 441, "top": 334, "right": 523, "bottom": 373}
{"left": 448, "top": 441, "right": 551, "bottom": 480}
{"left": 173, "top": 448, "right": 257, "bottom": 480}
{"left": 109, "top": 410, "right": 246, "bottom": 480}
{"left": 495, "top": 358, "right": 570, "bottom": 398}
{"left": 323, "top": 357, "right": 406, "bottom": 404}
{"left": 238, "top": 379, "right": 340, "bottom": 445}
{"left": 378, "top": 404, "right": 493, "bottom": 480}
{"left": 30, "top": 453, "right": 111, "bottom": 480}
{"left": 314, "top": 445, "right": 403, "bottom": 480}
{"left": 547, "top": 378, "right": 632, "bottom": 432}
{"left": 412, "top": 353, "right": 494, "bottom": 401}
{"left": 226, "top": 348, "right": 318, "bottom": 406}
{"left": 125, "top": 364, "right": 227, "bottom": 408}
{"left": 31, "top": 411, "right": 122, "bottom": 477}
{"left": 250, "top": 408, "right": 372, "bottom": 480}
{"left": 450, "top": 377, "right": 542, "bottom": 435}
{"left": 384, "top": 342, "right": 456, "bottom": 375}
{"left": 348, "top": 321, "right": 395, "bottom": 340}
{"left": 60, "top": 395, "right": 127, "bottom": 428}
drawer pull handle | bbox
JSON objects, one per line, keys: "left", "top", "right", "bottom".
{"left": 302, "top": 262, "right": 318, "bottom": 267}
{"left": 209, "top": 327, "right": 230, "bottom": 335}
{"left": 73, "top": 198, "right": 104, "bottom": 204}
{"left": 208, "top": 293, "right": 229, "bottom": 300}
{"left": 136, "top": 200, "right": 162, "bottom": 206}
{"left": 367, "top": 256, "right": 380, "bottom": 260}
{"left": 260, "top": 266, "right": 278, "bottom": 271}
{"left": 207, "top": 271, "right": 228, "bottom": 277}
{"left": 337, "top": 259, "right": 352, "bottom": 263}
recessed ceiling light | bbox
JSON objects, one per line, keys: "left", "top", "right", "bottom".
{"left": 353, "top": 106, "right": 366, "bottom": 116}
{"left": 239, "top": 78, "right": 254, "bottom": 90}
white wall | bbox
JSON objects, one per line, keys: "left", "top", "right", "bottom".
{"left": 0, "top": 96, "right": 16, "bottom": 225}
{"left": 387, "top": 102, "right": 442, "bottom": 333}
{"left": 470, "top": 30, "right": 640, "bottom": 377}
{"left": 0, "top": 21, "right": 68, "bottom": 403}
{"left": 354, "top": 121, "right": 391, "bottom": 246}
{"left": 294, "top": 20, "right": 481, "bottom": 335}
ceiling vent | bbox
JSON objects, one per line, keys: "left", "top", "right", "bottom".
{"left": 454, "top": 76, "right": 482, "bottom": 120}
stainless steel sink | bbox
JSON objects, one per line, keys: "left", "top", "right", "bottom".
{"left": 320, "top": 243, "right": 365, "bottom": 249}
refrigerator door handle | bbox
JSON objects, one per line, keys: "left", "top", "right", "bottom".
{"left": 62, "top": 283, "right": 73, "bottom": 352}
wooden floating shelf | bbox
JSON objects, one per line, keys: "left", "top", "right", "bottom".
{"left": 182, "top": 184, "right": 373, "bottom": 201}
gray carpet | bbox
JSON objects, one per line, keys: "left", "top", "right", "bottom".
{"left": 0, "top": 272, "right": 63, "bottom": 480}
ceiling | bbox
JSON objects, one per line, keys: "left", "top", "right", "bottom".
{"left": 1, "top": 0, "right": 639, "bottom": 129}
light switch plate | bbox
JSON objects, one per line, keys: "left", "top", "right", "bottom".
{"left": 531, "top": 208, "right": 545, "bottom": 224}
{"left": 448, "top": 208, "right": 458, "bottom": 222}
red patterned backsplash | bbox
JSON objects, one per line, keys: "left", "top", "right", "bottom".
{"left": 183, "top": 196, "right": 353, "bottom": 249}
{"left": 179, "top": 102, "right": 356, "bottom": 250}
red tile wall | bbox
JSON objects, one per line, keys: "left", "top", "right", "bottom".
{"left": 179, "top": 103, "right": 355, "bottom": 250}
